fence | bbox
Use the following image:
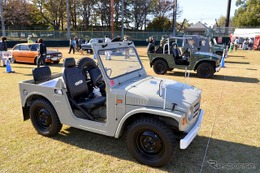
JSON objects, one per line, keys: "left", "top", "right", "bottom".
{"left": 4, "top": 30, "right": 174, "bottom": 42}
{"left": 3, "top": 27, "right": 237, "bottom": 47}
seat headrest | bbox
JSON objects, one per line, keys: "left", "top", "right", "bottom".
{"left": 64, "top": 58, "right": 76, "bottom": 68}
{"left": 172, "top": 42, "right": 177, "bottom": 46}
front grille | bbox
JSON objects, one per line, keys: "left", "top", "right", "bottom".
{"left": 193, "top": 100, "right": 200, "bottom": 118}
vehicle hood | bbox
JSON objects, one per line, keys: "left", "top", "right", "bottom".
{"left": 47, "top": 50, "right": 61, "bottom": 54}
{"left": 126, "top": 77, "right": 201, "bottom": 112}
{"left": 213, "top": 44, "right": 225, "bottom": 48}
{"left": 194, "top": 51, "right": 221, "bottom": 60}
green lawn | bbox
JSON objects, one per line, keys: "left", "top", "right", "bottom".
{"left": 0, "top": 48, "right": 259, "bottom": 173}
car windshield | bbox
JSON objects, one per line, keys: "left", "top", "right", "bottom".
{"left": 90, "top": 39, "right": 98, "bottom": 43}
{"left": 98, "top": 46, "right": 142, "bottom": 79}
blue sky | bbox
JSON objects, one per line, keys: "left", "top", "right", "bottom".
{"left": 177, "top": 0, "right": 238, "bottom": 26}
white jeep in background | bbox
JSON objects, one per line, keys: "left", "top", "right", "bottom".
{"left": 19, "top": 41, "right": 204, "bottom": 167}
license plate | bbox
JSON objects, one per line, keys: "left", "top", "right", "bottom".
{"left": 52, "top": 57, "right": 58, "bottom": 61}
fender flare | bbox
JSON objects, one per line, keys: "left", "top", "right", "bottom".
{"left": 114, "top": 107, "right": 182, "bottom": 138}
{"left": 193, "top": 59, "right": 216, "bottom": 71}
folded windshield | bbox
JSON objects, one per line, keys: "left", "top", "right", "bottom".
{"left": 98, "top": 46, "right": 142, "bottom": 79}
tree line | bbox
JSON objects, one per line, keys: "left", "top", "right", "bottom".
{"left": 2, "top": 0, "right": 181, "bottom": 31}
{"left": 211, "top": 0, "right": 260, "bottom": 28}
{"left": 1, "top": 0, "right": 259, "bottom": 32}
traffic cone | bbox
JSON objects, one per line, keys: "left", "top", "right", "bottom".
{"left": 221, "top": 55, "right": 225, "bottom": 68}
{"left": 6, "top": 59, "right": 13, "bottom": 73}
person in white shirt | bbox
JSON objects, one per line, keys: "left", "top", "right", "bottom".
{"left": 104, "top": 35, "right": 112, "bottom": 60}
{"left": 234, "top": 37, "right": 239, "bottom": 51}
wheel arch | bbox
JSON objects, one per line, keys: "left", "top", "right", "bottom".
{"left": 151, "top": 57, "right": 169, "bottom": 68}
{"left": 34, "top": 56, "right": 38, "bottom": 65}
{"left": 115, "top": 110, "right": 180, "bottom": 138}
{"left": 22, "top": 94, "right": 54, "bottom": 121}
{"left": 194, "top": 60, "right": 215, "bottom": 71}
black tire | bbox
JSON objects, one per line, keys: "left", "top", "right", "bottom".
{"left": 126, "top": 117, "right": 177, "bottom": 167}
{"left": 197, "top": 62, "right": 214, "bottom": 78}
{"left": 216, "top": 51, "right": 223, "bottom": 56}
{"left": 76, "top": 57, "right": 97, "bottom": 80}
{"left": 53, "top": 61, "right": 60, "bottom": 64}
{"left": 30, "top": 99, "right": 62, "bottom": 137}
{"left": 153, "top": 59, "right": 168, "bottom": 75}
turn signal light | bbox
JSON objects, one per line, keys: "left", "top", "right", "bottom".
{"left": 116, "top": 99, "right": 122, "bottom": 104}
{"left": 182, "top": 118, "right": 186, "bottom": 125}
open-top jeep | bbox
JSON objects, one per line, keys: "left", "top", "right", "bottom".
{"left": 19, "top": 41, "right": 204, "bottom": 167}
{"left": 147, "top": 36, "right": 222, "bottom": 78}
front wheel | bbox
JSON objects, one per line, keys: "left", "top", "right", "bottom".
{"left": 126, "top": 117, "right": 177, "bottom": 167}
{"left": 197, "top": 62, "right": 214, "bottom": 78}
{"left": 153, "top": 59, "right": 168, "bottom": 75}
{"left": 30, "top": 99, "right": 62, "bottom": 137}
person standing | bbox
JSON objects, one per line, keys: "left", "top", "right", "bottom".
{"left": 234, "top": 37, "right": 239, "bottom": 51}
{"left": 123, "top": 36, "right": 130, "bottom": 59}
{"left": 68, "top": 38, "right": 76, "bottom": 54}
{"left": 0, "top": 36, "right": 8, "bottom": 66}
{"left": 37, "top": 38, "right": 47, "bottom": 68}
{"left": 104, "top": 35, "right": 111, "bottom": 60}
{"left": 248, "top": 38, "right": 253, "bottom": 50}
{"left": 147, "top": 36, "right": 155, "bottom": 53}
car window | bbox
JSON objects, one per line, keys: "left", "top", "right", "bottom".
{"left": 92, "top": 39, "right": 98, "bottom": 43}
{"left": 20, "top": 45, "right": 29, "bottom": 51}
{"left": 89, "top": 39, "right": 94, "bottom": 43}
{"left": 13, "top": 45, "right": 20, "bottom": 50}
{"left": 30, "top": 44, "right": 39, "bottom": 51}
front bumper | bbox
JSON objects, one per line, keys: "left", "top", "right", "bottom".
{"left": 180, "top": 109, "right": 204, "bottom": 149}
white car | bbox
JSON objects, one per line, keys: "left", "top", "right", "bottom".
{"left": 81, "top": 38, "right": 104, "bottom": 54}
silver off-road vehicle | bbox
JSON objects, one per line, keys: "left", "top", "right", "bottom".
{"left": 19, "top": 41, "right": 204, "bottom": 167}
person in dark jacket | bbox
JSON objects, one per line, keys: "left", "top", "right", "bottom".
{"left": 0, "top": 36, "right": 8, "bottom": 66}
{"left": 37, "top": 38, "right": 47, "bottom": 67}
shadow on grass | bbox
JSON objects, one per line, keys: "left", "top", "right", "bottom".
{"left": 213, "top": 75, "right": 259, "bottom": 84}
{"left": 166, "top": 72, "right": 259, "bottom": 84}
{"left": 225, "top": 61, "right": 250, "bottom": 64}
{"left": 228, "top": 55, "right": 246, "bottom": 58}
{"left": 52, "top": 128, "right": 259, "bottom": 172}
{"left": 11, "top": 62, "right": 64, "bottom": 68}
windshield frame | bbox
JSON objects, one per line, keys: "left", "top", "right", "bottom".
{"left": 97, "top": 45, "right": 144, "bottom": 80}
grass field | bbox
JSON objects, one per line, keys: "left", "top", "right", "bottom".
{"left": 0, "top": 47, "right": 259, "bottom": 173}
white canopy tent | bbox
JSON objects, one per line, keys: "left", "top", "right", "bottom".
{"left": 233, "top": 28, "right": 260, "bottom": 38}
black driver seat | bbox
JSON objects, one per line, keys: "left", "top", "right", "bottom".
{"left": 63, "top": 58, "right": 106, "bottom": 120}
{"left": 172, "top": 43, "right": 184, "bottom": 65}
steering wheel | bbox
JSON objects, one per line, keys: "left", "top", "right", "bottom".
{"left": 93, "top": 68, "right": 112, "bottom": 87}
{"left": 106, "top": 68, "right": 112, "bottom": 77}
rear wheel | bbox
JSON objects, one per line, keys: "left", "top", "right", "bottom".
{"left": 197, "top": 62, "right": 214, "bottom": 78}
{"left": 153, "top": 59, "right": 168, "bottom": 75}
{"left": 126, "top": 117, "right": 177, "bottom": 167}
{"left": 30, "top": 99, "right": 62, "bottom": 137}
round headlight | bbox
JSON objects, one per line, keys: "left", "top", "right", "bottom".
{"left": 186, "top": 108, "right": 193, "bottom": 123}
